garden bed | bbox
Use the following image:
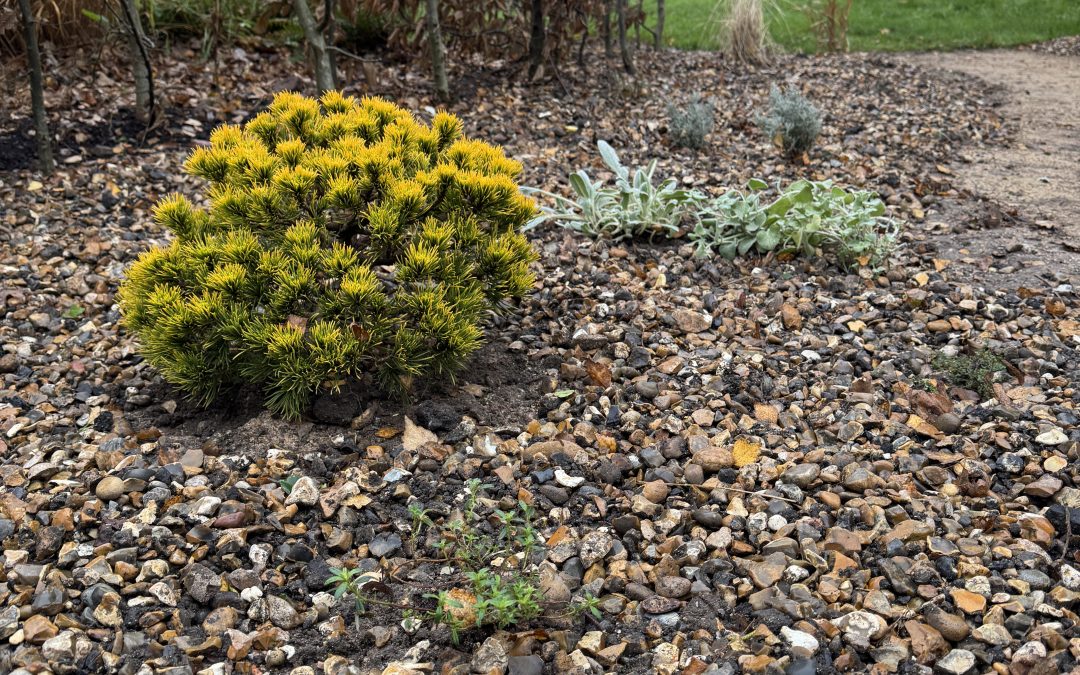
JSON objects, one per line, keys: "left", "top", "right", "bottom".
{"left": 1, "top": 42, "right": 1078, "bottom": 675}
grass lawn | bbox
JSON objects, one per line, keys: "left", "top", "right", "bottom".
{"left": 658, "top": 0, "right": 1080, "bottom": 52}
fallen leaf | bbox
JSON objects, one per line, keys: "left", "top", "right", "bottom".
{"left": 349, "top": 322, "right": 370, "bottom": 341}
{"left": 1045, "top": 297, "right": 1066, "bottom": 317}
{"left": 1055, "top": 320, "right": 1080, "bottom": 338}
{"left": 732, "top": 438, "right": 761, "bottom": 467}
{"left": 584, "top": 359, "right": 612, "bottom": 387}
{"left": 906, "top": 414, "right": 943, "bottom": 440}
{"left": 753, "top": 403, "right": 778, "bottom": 424}
{"left": 402, "top": 416, "right": 437, "bottom": 452}
{"left": 343, "top": 494, "right": 372, "bottom": 509}
{"left": 546, "top": 525, "right": 570, "bottom": 547}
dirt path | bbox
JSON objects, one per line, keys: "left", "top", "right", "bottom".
{"left": 906, "top": 49, "right": 1080, "bottom": 289}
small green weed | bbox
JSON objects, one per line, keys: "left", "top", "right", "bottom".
{"left": 424, "top": 480, "right": 544, "bottom": 643}
{"left": 324, "top": 567, "right": 378, "bottom": 629}
{"left": 914, "top": 377, "right": 937, "bottom": 393}
{"left": 933, "top": 348, "right": 1007, "bottom": 399}
{"left": 328, "top": 480, "right": 546, "bottom": 645}
{"left": 569, "top": 591, "right": 603, "bottom": 621}
{"left": 407, "top": 503, "right": 434, "bottom": 544}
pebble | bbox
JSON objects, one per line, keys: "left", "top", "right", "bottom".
{"left": 284, "top": 476, "right": 320, "bottom": 506}
{"left": 835, "top": 611, "right": 888, "bottom": 645}
{"left": 936, "top": 649, "right": 976, "bottom": 675}
{"left": 781, "top": 627, "right": 819, "bottom": 656}
{"left": 1035, "top": 428, "right": 1068, "bottom": 445}
{"left": 781, "top": 464, "right": 820, "bottom": 487}
{"left": 95, "top": 476, "right": 126, "bottom": 501}
{"left": 655, "top": 576, "right": 692, "bottom": 598}
{"left": 553, "top": 469, "right": 585, "bottom": 488}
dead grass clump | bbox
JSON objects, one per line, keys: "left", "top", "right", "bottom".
{"left": 722, "top": 0, "right": 771, "bottom": 64}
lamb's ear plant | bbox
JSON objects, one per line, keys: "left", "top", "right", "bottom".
{"left": 689, "top": 179, "right": 897, "bottom": 268}
{"left": 528, "top": 147, "right": 898, "bottom": 268}
{"left": 524, "top": 140, "right": 698, "bottom": 241}
{"left": 120, "top": 91, "right": 538, "bottom": 419}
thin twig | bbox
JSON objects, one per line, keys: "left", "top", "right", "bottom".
{"left": 327, "top": 44, "right": 381, "bottom": 63}
{"left": 1062, "top": 506, "right": 1072, "bottom": 562}
{"left": 547, "top": 52, "right": 570, "bottom": 98}
{"left": 885, "top": 594, "right": 943, "bottom": 637}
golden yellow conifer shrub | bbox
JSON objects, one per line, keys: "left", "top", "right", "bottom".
{"left": 119, "top": 91, "right": 537, "bottom": 419}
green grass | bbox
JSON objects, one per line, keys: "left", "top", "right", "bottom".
{"left": 658, "top": 0, "right": 1080, "bottom": 53}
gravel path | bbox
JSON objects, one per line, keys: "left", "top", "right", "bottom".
{"left": 906, "top": 49, "right": 1080, "bottom": 285}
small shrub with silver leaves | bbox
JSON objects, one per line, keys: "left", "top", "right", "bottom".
{"left": 667, "top": 94, "right": 716, "bottom": 149}
{"left": 758, "top": 85, "right": 822, "bottom": 158}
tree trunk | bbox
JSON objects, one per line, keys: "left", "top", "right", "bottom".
{"left": 602, "top": 0, "right": 613, "bottom": 57}
{"left": 616, "top": 0, "right": 635, "bottom": 75}
{"left": 424, "top": 0, "right": 450, "bottom": 101}
{"left": 527, "top": 0, "right": 545, "bottom": 80}
{"left": 635, "top": 0, "right": 642, "bottom": 46}
{"left": 120, "top": 0, "right": 155, "bottom": 123}
{"left": 655, "top": 0, "right": 664, "bottom": 48}
{"left": 576, "top": 25, "right": 587, "bottom": 69}
{"left": 320, "top": 0, "right": 338, "bottom": 87}
{"left": 17, "top": 0, "right": 53, "bottom": 173}
{"left": 292, "top": 0, "right": 335, "bottom": 94}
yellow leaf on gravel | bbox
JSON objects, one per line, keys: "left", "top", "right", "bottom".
{"left": 344, "top": 494, "right": 372, "bottom": 509}
{"left": 546, "top": 525, "right": 570, "bottom": 547}
{"left": 732, "top": 438, "right": 761, "bottom": 468}
{"left": 444, "top": 588, "right": 478, "bottom": 626}
{"left": 906, "top": 414, "right": 943, "bottom": 440}
{"left": 596, "top": 434, "right": 617, "bottom": 452}
{"left": 1055, "top": 320, "right": 1080, "bottom": 338}
{"left": 754, "top": 404, "right": 779, "bottom": 424}
{"left": 1045, "top": 298, "right": 1067, "bottom": 317}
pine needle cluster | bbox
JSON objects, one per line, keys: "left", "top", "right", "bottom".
{"left": 120, "top": 91, "right": 538, "bottom": 419}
